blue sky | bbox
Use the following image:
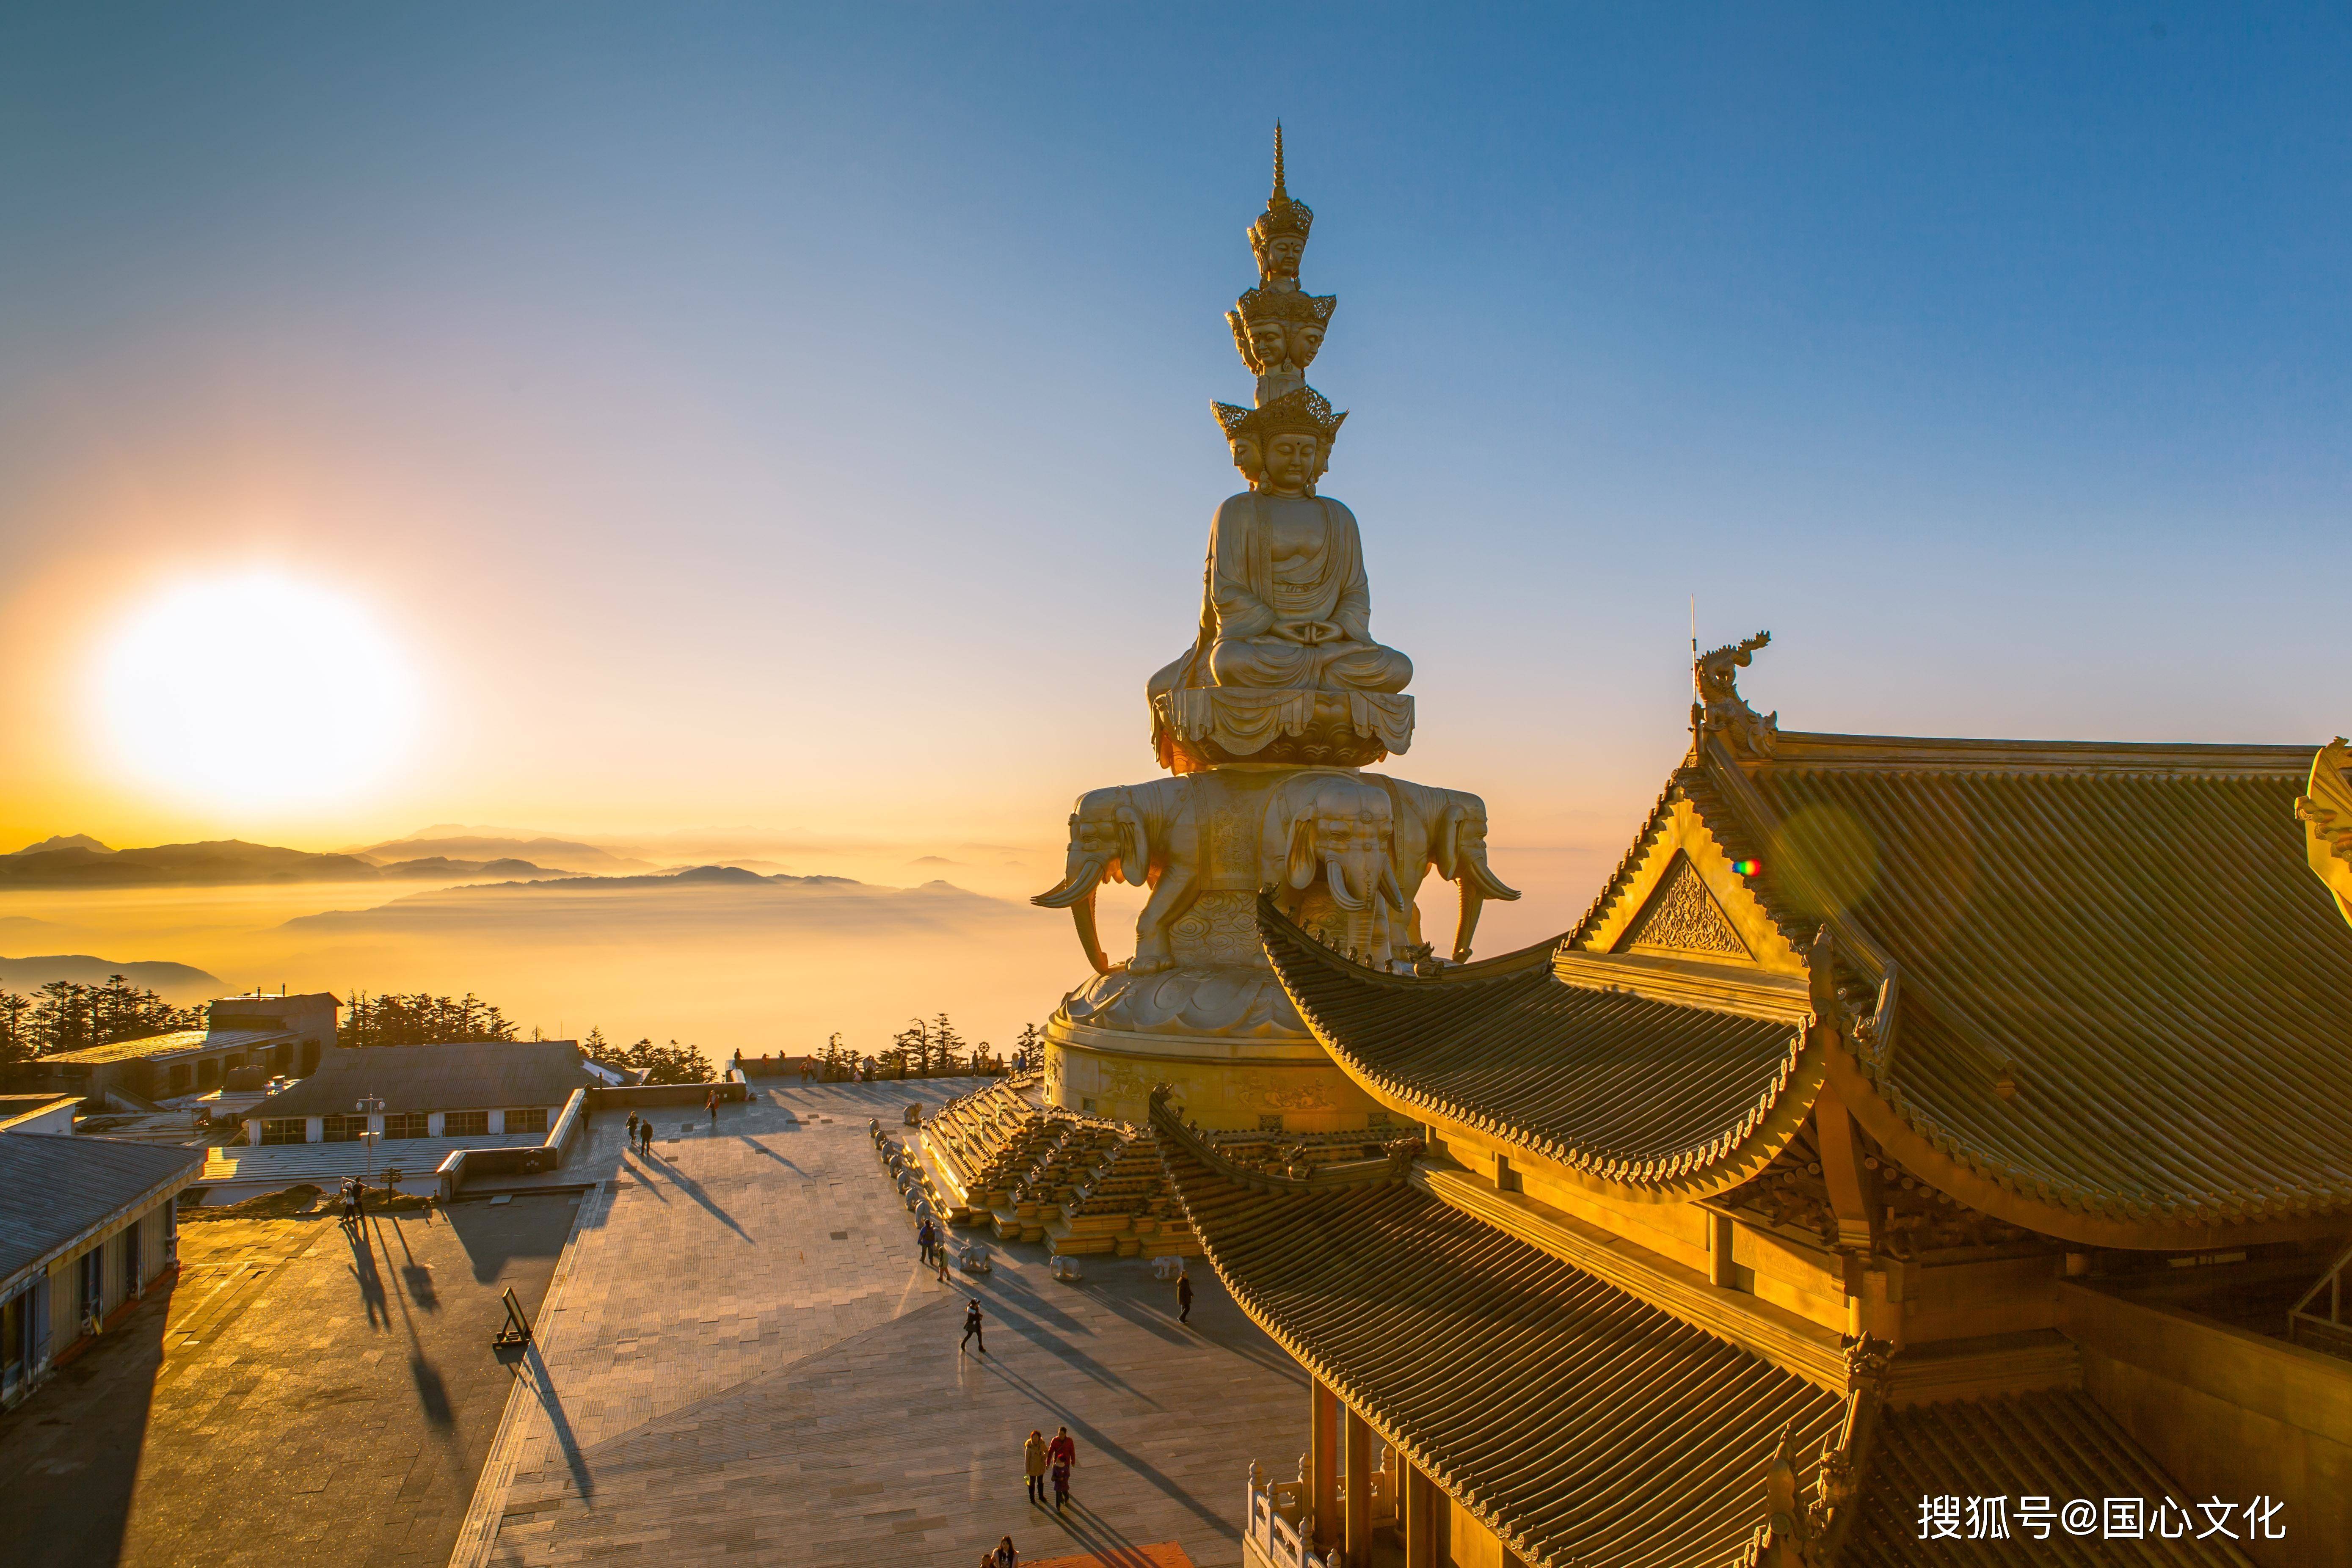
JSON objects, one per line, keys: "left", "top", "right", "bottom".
{"left": 2, "top": 4, "right": 2347, "bottom": 871}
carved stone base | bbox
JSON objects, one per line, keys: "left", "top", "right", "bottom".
{"left": 1044, "top": 961, "right": 1389, "bottom": 1131}
{"left": 1058, "top": 962, "right": 1307, "bottom": 1039}
{"left": 1153, "top": 686, "right": 1412, "bottom": 773}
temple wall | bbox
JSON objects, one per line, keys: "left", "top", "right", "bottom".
{"left": 2062, "top": 1281, "right": 2352, "bottom": 1568}
{"left": 1901, "top": 1251, "right": 2062, "bottom": 1343}
{"left": 1434, "top": 1125, "right": 1855, "bottom": 1337}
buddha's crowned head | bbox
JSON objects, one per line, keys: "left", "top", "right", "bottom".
{"left": 1213, "top": 386, "right": 1347, "bottom": 494}
{"left": 1227, "top": 287, "right": 1337, "bottom": 378}
{"left": 1249, "top": 124, "right": 1314, "bottom": 287}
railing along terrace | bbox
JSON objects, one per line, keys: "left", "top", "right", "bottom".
{"left": 1246, "top": 1461, "right": 1342, "bottom": 1568}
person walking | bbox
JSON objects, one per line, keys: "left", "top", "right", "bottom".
{"left": 1177, "top": 1266, "right": 1194, "bottom": 1325}
{"left": 916, "top": 1216, "right": 935, "bottom": 1266}
{"left": 961, "top": 1298, "right": 985, "bottom": 1355}
{"left": 934, "top": 1235, "right": 952, "bottom": 1284}
{"left": 705, "top": 1087, "right": 720, "bottom": 1128}
{"left": 624, "top": 1111, "right": 640, "bottom": 1153}
{"left": 1047, "top": 1425, "right": 1076, "bottom": 1513}
{"left": 1023, "top": 1429, "right": 1048, "bottom": 1506}
{"left": 639, "top": 1118, "right": 654, "bottom": 1158}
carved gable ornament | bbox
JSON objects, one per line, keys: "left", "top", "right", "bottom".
{"left": 1619, "top": 852, "right": 1751, "bottom": 959}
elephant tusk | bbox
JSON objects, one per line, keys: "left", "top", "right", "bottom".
{"left": 1378, "top": 859, "right": 1409, "bottom": 912}
{"left": 1461, "top": 851, "right": 1521, "bottom": 902}
{"left": 1071, "top": 888, "right": 1115, "bottom": 976}
{"left": 1031, "top": 855, "right": 1108, "bottom": 910}
{"left": 1324, "top": 851, "right": 1368, "bottom": 911}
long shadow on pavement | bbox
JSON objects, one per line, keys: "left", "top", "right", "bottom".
{"left": 634, "top": 1157, "right": 754, "bottom": 1243}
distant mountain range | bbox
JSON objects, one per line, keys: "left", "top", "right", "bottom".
{"left": 0, "top": 836, "right": 575, "bottom": 889}
{"left": 281, "top": 865, "right": 1017, "bottom": 938}
{"left": 349, "top": 829, "right": 660, "bottom": 875}
{"left": 0, "top": 954, "right": 223, "bottom": 998}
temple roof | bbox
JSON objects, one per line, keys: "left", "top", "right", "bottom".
{"left": 1152, "top": 1093, "right": 2246, "bottom": 1568}
{"left": 1263, "top": 907, "right": 1809, "bottom": 1186}
{"left": 1150, "top": 1091, "right": 1845, "bottom": 1568}
{"left": 1264, "top": 710, "right": 2352, "bottom": 1243}
{"left": 1659, "top": 730, "right": 2352, "bottom": 1235}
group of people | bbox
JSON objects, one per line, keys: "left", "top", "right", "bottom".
{"left": 1023, "top": 1425, "right": 1080, "bottom": 1513}
{"left": 918, "top": 1215, "right": 954, "bottom": 1283}
{"left": 620, "top": 1093, "right": 723, "bottom": 1159}
{"left": 337, "top": 1176, "right": 367, "bottom": 1226}
{"left": 622, "top": 1111, "right": 655, "bottom": 1157}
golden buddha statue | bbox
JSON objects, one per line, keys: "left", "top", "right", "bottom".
{"left": 1149, "top": 388, "right": 1412, "bottom": 700}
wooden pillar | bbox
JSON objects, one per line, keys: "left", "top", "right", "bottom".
{"left": 1310, "top": 1378, "right": 1340, "bottom": 1549}
{"left": 1403, "top": 1461, "right": 1439, "bottom": 1568}
{"left": 1707, "top": 1210, "right": 1737, "bottom": 1288}
{"left": 1343, "top": 1405, "right": 1373, "bottom": 1560}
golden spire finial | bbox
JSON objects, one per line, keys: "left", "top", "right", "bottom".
{"left": 1248, "top": 123, "right": 1313, "bottom": 286}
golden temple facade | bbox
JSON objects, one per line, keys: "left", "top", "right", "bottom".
{"left": 1150, "top": 645, "right": 2352, "bottom": 1568}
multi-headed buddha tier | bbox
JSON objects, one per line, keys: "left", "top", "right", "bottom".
{"left": 1033, "top": 130, "right": 1518, "bottom": 1130}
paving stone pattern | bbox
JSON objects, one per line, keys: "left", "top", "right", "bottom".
{"left": 0, "top": 1194, "right": 574, "bottom": 1568}
{"left": 477, "top": 1082, "right": 1307, "bottom": 1567}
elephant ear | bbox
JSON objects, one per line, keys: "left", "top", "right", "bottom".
{"left": 1286, "top": 814, "right": 1320, "bottom": 890}
{"left": 1434, "top": 803, "right": 1467, "bottom": 880}
{"left": 1115, "top": 805, "right": 1152, "bottom": 887}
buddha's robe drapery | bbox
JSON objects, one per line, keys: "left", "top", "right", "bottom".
{"left": 1150, "top": 492, "right": 1412, "bottom": 697}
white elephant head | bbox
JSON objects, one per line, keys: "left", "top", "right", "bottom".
{"left": 1262, "top": 774, "right": 1407, "bottom": 964}
{"left": 1032, "top": 786, "right": 1154, "bottom": 975}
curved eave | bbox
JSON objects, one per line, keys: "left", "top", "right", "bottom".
{"left": 1259, "top": 895, "right": 1825, "bottom": 1205}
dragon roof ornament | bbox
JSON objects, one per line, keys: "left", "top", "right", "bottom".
{"left": 1697, "top": 630, "right": 1779, "bottom": 759}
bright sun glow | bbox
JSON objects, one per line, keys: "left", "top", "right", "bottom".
{"left": 94, "top": 571, "right": 423, "bottom": 810}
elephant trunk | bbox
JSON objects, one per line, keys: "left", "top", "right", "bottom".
{"left": 1034, "top": 852, "right": 1116, "bottom": 975}
{"left": 1070, "top": 887, "right": 1114, "bottom": 976}
{"left": 1453, "top": 878, "right": 1486, "bottom": 964}
{"left": 1324, "top": 851, "right": 1368, "bottom": 911}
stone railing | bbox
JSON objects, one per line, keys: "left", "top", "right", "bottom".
{"left": 1244, "top": 1461, "right": 1343, "bottom": 1568}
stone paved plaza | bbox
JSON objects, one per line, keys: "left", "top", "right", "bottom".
{"left": 0, "top": 1191, "right": 576, "bottom": 1568}
{"left": 465, "top": 1080, "right": 1307, "bottom": 1568}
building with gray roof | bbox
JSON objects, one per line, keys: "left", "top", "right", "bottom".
{"left": 243, "top": 1039, "right": 593, "bottom": 1149}
{"left": 1, "top": 1134, "right": 201, "bottom": 1408}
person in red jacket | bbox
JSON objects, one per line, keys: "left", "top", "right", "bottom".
{"left": 1047, "top": 1425, "right": 1077, "bottom": 1513}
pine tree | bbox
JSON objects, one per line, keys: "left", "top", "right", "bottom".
{"left": 929, "top": 1012, "right": 965, "bottom": 1077}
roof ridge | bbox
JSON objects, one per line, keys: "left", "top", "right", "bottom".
{"left": 1758, "top": 731, "right": 2310, "bottom": 777}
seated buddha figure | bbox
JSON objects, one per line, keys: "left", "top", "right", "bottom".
{"left": 1150, "top": 389, "right": 1412, "bottom": 700}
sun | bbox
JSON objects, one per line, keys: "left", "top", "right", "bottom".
{"left": 93, "top": 570, "right": 423, "bottom": 811}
